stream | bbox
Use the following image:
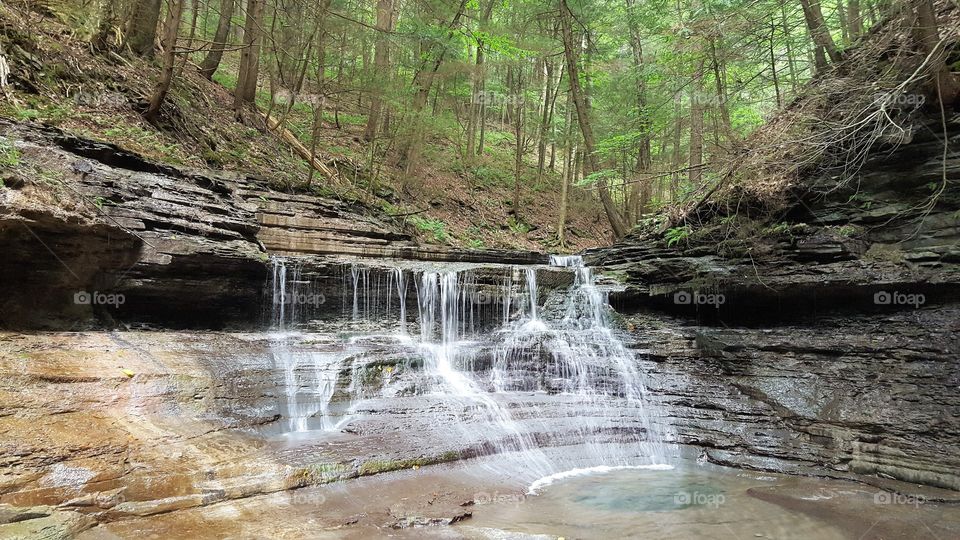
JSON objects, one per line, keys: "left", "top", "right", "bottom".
{"left": 3, "top": 254, "right": 958, "bottom": 539}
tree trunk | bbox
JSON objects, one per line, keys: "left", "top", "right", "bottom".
{"left": 363, "top": 0, "right": 394, "bottom": 141}
{"left": 93, "top": 0, "right": 123, "bottom": 51}
{"left": 199, "top": 0, "right": 235, "bottom": 79}
{"left": 710, "top": 39, "right": 732, "bottom": 137}
{"left": 838, "top": 1, "right": 849, "bottom": 43}
{"left": 781, "top": 0, "right": 799, "bottom": 92}
{"left": 234, "top": 0, "right": 264, "bottom": 112}
{"left": 466, "top": 0, "right": 494, "bottom": 159}
{"left": 913, "top": 0, "right": 960, "bottom": 105}
{"left": 557, "top": 87, "right": 574, "bottom": 247}
{"left": 625, "top": 0, "right": 651, "bottom": 222}
{"left": 536, "top": 59, "right": 555, "bottom": 183}
{"left": 769, "top": 21, "right": 782, "bottom": 107}
{"left": 671, "top": 93, "right": 682, "bottom": 200}
{"left": 512, "top": 65, "right": 524, "bottom": 218}
{"left": 848, "top": 0, "right": 861, "bottom": 39}
{"left": 799, "top": 0, "right": 843, "bottom": 64}
{"left": 145, "top": 0, "right": 184, "bottom": 120}
{"left": 401, "top": 0, "right": 470, "bottom": 172}
{"left": 558, "top": 0, "right": 628, "bottom": 238}
{"left": 127, "top": 0, "right": 162, "bottom": 56}
{"left": 688, "top": 61, "right": 705, "bottom": 188}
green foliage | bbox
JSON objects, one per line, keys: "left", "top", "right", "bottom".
{"left": 837, "top": 224, "right": 860, "bottom": 237}
{"left": 665, "top": 225, "right": 691, "bottom": 247}
{"left": 0, "top": 138, "right": 20, "bottom": 168}
{"left": 579, "top": 169, "right": 620, "bottom": 188}
{"left": 472, "top": 165, "right": 511, "bottom": 188}
{"left": 763, "top": 221, "right": 791, "bottom": 236}
{"left": 507, "top": 216, "right": 531, "bottom": 234}
{"left": 408, "top": 216, "right": 450, "bottom": 243}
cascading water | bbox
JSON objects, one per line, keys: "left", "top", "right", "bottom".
{"left": 268, "top": 257, "right": 348, "bottom": 433}
{"left": 264, "top": 254, "right": 668, "bottom": 478}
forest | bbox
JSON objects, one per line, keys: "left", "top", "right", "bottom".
{"left": 4, "top": 0, "right": 952, "bottom": 249}
{"left": 0, "top": 0, "right": 959, "bottom": 538}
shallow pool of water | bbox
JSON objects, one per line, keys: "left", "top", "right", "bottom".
{"left": 462, "top": 457, "right": 958, "bottom": 539}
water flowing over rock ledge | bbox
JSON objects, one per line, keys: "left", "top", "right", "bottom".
{"left": 583, "top": 115, "right": 960, "bottom": 493}
{"left": 0, "top": 255, "right": 679, "bottom": 536}
{"left": 1, "top": 117, "right": 959, "bottom": 537}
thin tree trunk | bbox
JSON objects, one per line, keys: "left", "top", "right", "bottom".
{"left": 625, "top": 0, "right": 651, "bottom": 222}
{"left": 838, "top": 0, "right": 849, "bottom": 43}
{"left": 848, "top": 0, "right": 861, "bottom": 39}
{"left": 145, "top": 0, "right": 184, "bottom": 120}
{"left": 401, "top": 0, "right": 470, "bottom": 172}
{"left": 466, "top": 0, "right": 494, "bottom": 160}
{"left": 671, "top": 93, "right": 682, "bottom": 200}
{"left": 557, "top": 87, "right": 574, "bottom": 247}
{"left": 512, "top": 64, "right": 524, "bottom": 218}
{"left": 536, "top": 59, "right": 555, "bottom": 183}
{"left": 781, "top": 0, "right": 799, "bottom": 92}
{"left": 688, "top": 61, "right": 705, "bottom": 188}
{"left": 234, "top": 0, "right": 265, "bottom": 112}
{"left": 200, "top": 0, "right": 235, "bottom": 79}
{"left": 558, "top": 0, "right": 628, "bottom": 238}
{"left": 799, "top": 0, "right": 843, "bottom": 63}
{"left": 913, "top": 0, "right": 959, "bottom": 105}
{"left": 363, "top": 0, "right": 394, "bottom": 141}
{"left": 710, "top": 38, "right": 732, "bottom": 139}
{"left": 769, "top": 21, "right": 782, "bottom": 107}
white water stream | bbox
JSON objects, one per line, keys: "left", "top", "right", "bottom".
{"left": 267, "top": 255, "right": 669, "bottom": 478}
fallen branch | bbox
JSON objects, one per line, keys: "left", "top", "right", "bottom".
{"left": 261, "top": 112, "right": 336, "bottom": 180}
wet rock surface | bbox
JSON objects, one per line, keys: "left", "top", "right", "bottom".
{"left": 586, "top": 116, "right": 960, "bottom": 492}
{"left": 1, "top": 115, "right": 958, "bottom": 538}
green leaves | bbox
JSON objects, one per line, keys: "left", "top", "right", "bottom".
{"left": 665, "top": 225, "right": 691, "bottom": 247}
{"left": 579, "top": 168, "right": 621, "bottom": 187}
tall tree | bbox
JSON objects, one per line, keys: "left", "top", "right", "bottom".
{"left": 912, "top": 0, "right": 959, "bottom": 104}
{"left": 625, "top": 0, "right": 651, "bottom": 222}
{"left": 688, "top": 61, "right": 705, "bottom": 188}
{"left": 559, "top": 0, "right": 628, "bottom": 238}
{"left": 363, "top": 0, "right": 395, "bottom": 141}
{"left": 235, "top": 0, "right": 265, "bottom": 112}
{"left": 557, "top": 87, "right": 575, "bottom": 247}
{"left": 799, "top": 0, "right": 843, "bottom": 63}
{"left": 199, "top": 0, "right": 235, "bottom": 79}
{"left": 145, "top": 0, "right": 185, "bottom": 120}
{"left": 400, "top": 0, "right": 470, "bottom": 173}
{"left": 127, "top": 0, "right": 162, "bottom": 56}
{"left": 847, "top": 0, "right": 861, "bottom": 39}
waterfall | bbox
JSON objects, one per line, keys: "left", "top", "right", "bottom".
{"left": 264, "top": 254, "right": 666, "bottom": 470}
{"left": 267, "top": 256, "right": 347, "bottom": 433}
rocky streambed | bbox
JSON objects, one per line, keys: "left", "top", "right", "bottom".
{"left": 1, "top": 116, "right": 959, "bottom": 538}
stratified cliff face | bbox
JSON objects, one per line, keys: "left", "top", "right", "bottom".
{"left": 587, "top": 115, "right": 960, "bottom": 490}
{"left": 0, "top": 120, "right": 547, "bottom": 329}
